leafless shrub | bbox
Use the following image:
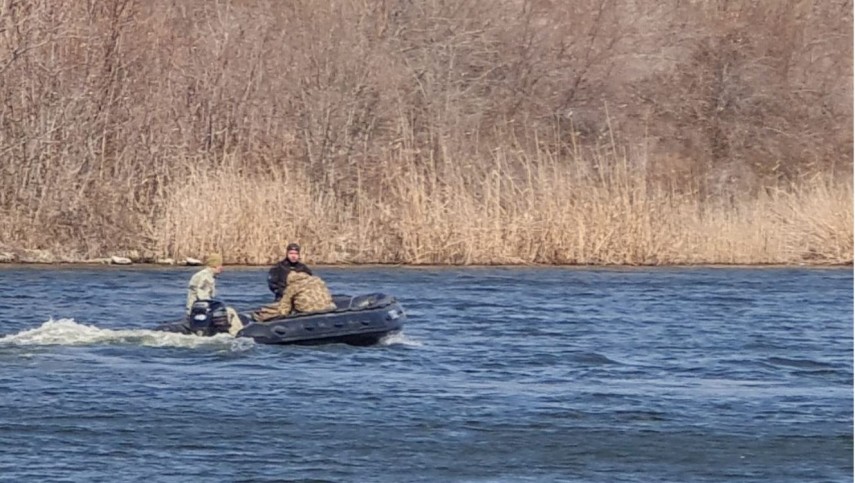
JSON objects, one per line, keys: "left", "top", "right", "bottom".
{"left": 0, "top": 0, "right": 850, "bottom": 262}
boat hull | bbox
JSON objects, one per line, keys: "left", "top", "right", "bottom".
{"left": 155, "top": 293, "right": 406, "bottom": 346}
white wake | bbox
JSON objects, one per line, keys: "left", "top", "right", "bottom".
{"left": 0, "top": 318, "right": 255, "bottom": 351}
{"left": 379, "top": 331, "right": 423, "bottom": 347}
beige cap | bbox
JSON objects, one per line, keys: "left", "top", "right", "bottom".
{"left": 205, "top": 253, "right": 223, "bottom": 267}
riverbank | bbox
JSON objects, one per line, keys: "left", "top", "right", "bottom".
{"left": 1, "top": 1, "right": 850, "bottom": 267}
{"left": 0, "top": 261, "right": 850, "bottom": 270}
{"left": 3, "top": 163, "right": 850, "bottom": 267}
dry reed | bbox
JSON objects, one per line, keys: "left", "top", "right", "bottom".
{"left": 0, "top": 0, "right": 851, "bottom": 265}
{"left": 151, "top": 148, "right": 853, "bottom": 265}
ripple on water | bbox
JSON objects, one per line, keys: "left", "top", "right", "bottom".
{"left": 0, "top": 266, "right": 850, "bottom": 482}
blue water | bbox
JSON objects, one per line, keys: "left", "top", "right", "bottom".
{"left": 0, "top": 266, "right": 851, "bottom": 482}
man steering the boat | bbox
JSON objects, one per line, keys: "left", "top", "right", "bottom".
{"left": 185, "top": 253, "right": 244, "bottom": 335}
{"left": 252, "top": 270, "right": 337, "bottom": 322}
{"left": 267, "top": 242, "right": 313, "bottom": 300}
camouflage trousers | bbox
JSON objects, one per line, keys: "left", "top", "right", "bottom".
{"left": 226, "top": 307, "right": 244, "bottom": 336}
{"left": 251, "top": 303, "right": 282, "bottom": 323}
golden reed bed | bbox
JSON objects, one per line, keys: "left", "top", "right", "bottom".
{"left": 0, "top": 1, "right": 851, "bottom": 265}
{"left": 1, "top": 150, "right": 851, "bottom": 266}
{"left": 149, "top": 155, "right": 852, "bottom": 266}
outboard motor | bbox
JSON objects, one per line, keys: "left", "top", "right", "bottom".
{"left": 187, "top": 300, "right": 231, "bottom": 336}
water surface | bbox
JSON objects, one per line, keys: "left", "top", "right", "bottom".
{"left": 0, "top": 266, "right": 851, "bottom": 482}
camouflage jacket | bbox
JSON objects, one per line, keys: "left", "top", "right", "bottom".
{"left": 265, "top": 271, "right": 335, "bottom": 318}
{"left": 186, "top": 267, "right": 217, "bottom": 314}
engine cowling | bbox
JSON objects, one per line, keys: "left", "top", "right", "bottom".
{"left": 187, "top": 300, "right": 231, "bottom": 336}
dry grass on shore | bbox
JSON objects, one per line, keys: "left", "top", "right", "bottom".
{"left": 0, "top": 0, "right": 851, "bottom": 265}
{"left": 152, "top": 150, "right": 853, "bottom": 266}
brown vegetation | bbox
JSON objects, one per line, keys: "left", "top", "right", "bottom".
{"left": 0, "top": 0, "right": 851, "bottom": 265}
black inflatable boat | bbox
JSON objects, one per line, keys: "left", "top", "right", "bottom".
{"left": 155, "top": 293, "right": 406, "bottom": 346}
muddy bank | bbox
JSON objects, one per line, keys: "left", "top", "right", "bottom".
{"left": 0, "top": 246, "right": 849, "bottom": 268}
{"left": 0, "top": 247, "right": 199, "bottom": 267}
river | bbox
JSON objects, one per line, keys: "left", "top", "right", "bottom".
{"left": 0, "top": 265, "right": 851, "bottom": 482}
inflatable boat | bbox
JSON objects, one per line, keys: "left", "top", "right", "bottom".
{"left": 155, "top": 293, "right": 406, "bottom": 346}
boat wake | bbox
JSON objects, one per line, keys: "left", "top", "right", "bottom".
{"left": 0, "top": 318, "right": 255, "bottom": 352}
{"left": 379, "top": 331, "right": 423, "bottom": 347}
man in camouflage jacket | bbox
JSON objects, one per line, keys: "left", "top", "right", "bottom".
{"left": 185, "top": 253, "right": 223, "bottom": 314}
{"left": 253, "top": 271, "right": 336, "bottom": 321}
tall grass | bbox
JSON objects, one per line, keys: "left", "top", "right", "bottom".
{"left": 0, "top": 0, "right": 851, "bottom": 265}
{"left": 152, "top": 146, "right": 853, "bottom": 265}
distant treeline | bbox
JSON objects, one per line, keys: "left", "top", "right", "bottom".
{"left": 0, "top": 0, "right": 851, "bottom": 264}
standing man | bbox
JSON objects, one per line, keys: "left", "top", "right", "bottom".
{"left": 267, "top": 242, "right": 313, "bottom": 300}
{"left": 185, "top": 252, "right": 243, "bottom": 336}
{"left": 186, "top": 253, "right": 223, "bottom": 313}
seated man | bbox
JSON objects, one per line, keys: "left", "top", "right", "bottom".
{"left": 253, "top": 270, "right": 336, "bottom": 322}
{"left": 267, "top": 242, "right": 313, "bottom": 301}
